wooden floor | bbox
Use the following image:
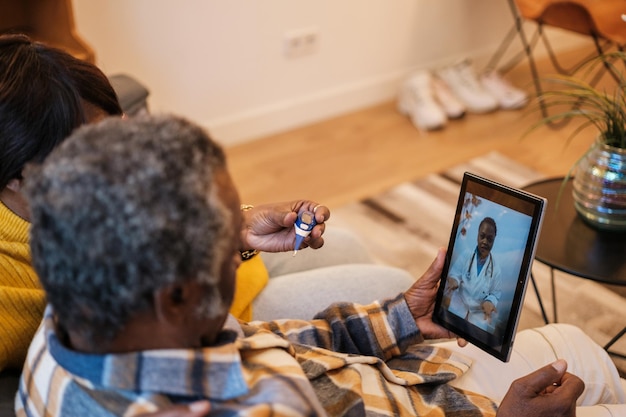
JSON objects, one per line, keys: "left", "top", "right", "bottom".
{"left": 225, "top": 45, "right": 603, "bottom": 209}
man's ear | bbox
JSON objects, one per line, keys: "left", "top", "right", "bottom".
{"left": 153, "top": 282, "right": 195, "bottom": 326}
{"left": 5, "top": 178, "right": 22, "bottom": 192}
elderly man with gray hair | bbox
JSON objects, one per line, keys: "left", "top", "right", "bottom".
{"left": 17, "top": 114, "right": 625, "bottom": 417}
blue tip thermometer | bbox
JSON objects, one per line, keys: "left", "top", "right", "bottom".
{"left": 293, "top": 210, "right": 317, "bottom": 256}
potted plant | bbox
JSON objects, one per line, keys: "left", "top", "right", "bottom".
{"left": 525, "top": 51, "right": 626, "bottom": 231}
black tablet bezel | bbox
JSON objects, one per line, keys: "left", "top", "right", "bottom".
{"left": 433, "top": 172, "right": 546, "bottom": 362}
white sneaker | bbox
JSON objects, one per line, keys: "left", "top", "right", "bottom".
{"left": 479, "top": 70, "right": 529, "bottom": 110}
{"left": 398, "top": 71, "right": 447, "bottom": 131}
{"left": 432, "top": 76, "right": 466, "bottom": 119}
{"left": 436, "top": 59, "right": 499, "bottom": 114}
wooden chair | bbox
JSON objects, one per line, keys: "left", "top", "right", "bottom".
{"left": 0, "top": 0, "right": 94, "bottom": 63}
{"left": 515, "top": 0, "right": 626, "bottom": 45}
{"left": 0, "top": 0, "right": 151, "bottom": 116}
{"left": 487, "top": 0, "right": 626, "bottom": 118}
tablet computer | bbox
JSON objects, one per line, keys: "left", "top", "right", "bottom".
{"left": 433, "top": 172, "right": 546, "bottom": 362}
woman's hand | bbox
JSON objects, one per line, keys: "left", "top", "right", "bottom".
{"left": 240, "top": 200, "right": 330, "bottom": 253}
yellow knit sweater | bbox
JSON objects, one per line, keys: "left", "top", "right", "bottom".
{"left": 230, "top": 255, "right": 269, "bottom": 321}
{"left": 0, "top": 202, "right": 45, "bottom": 371}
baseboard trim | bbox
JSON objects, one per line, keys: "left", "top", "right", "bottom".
{"left": 206, "top": 32, "right": 587, "bottom": 146}
{"left": 205, "top": 69, "right": 407, "bottom": 146}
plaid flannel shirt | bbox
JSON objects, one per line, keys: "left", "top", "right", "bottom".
{"left": 16, "top": 294, "right": 497, "bottom": 416}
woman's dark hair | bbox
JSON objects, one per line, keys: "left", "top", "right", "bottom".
{"left": 0, "top": 33, "right": 123, "bottom": 189}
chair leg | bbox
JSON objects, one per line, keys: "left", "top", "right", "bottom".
{"left": 484, "top": 22, "right": 525, "bottom": 73}
{"left": 506, "top": 0, "right": 624, "bottom": 125}
{"left": 486, "top": 0, "right": 624, "bottom": 125}
{"left": 592, "top": 35, "right": 626, "bottom": 84}
{"left": 483, "top": 21, "right": 541, "bottom": 75}
{"left": 507, "top": 0, "right": 548, "bottom": 118}
{"left": 541, "top": 30, "right": 611, "bottom": 76}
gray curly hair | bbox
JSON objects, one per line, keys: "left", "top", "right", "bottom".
{"left": 25, "top": 114, "right": 234, "bottom": 345}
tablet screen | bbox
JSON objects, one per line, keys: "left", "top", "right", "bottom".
{"left": 433, "top": 172, "right": 546, "bottom": 362}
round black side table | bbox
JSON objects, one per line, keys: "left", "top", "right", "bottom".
{"left": 523, "top": 177, "right": 626, "bottom": 356}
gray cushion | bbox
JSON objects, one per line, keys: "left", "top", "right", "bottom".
{"left": 108, "top": 74, "right": 150, "bottom": 116}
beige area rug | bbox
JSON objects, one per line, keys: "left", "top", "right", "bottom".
{"left": 332, "top": 151, "right": 626, "bottom": 372}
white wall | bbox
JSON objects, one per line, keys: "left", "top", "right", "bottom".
{"left": 72, "top": 0, "right": 584, "bottom": 146}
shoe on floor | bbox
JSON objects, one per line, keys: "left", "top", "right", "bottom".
{"left": 436, "top": 59, "right": 498, "bottom": 114}
{"left": 398, "top": 70, "right": 447, "bottom": 131}
{"left": 432, "top": 76, "right": 466, "bottom": 119}
{"left": 479, "top": 70, "right": 529, "bottom": 110}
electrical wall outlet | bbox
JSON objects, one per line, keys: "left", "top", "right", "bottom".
{"left": 283, "top": 27, "right": 319, "bottom": 58}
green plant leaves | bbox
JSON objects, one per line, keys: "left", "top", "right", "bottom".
{"left": 523, "top": 51, "right": 626, "bottom": 149}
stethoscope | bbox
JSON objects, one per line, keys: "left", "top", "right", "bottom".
{"left": 465, "top": 249, "right": 494, "bottom": 281}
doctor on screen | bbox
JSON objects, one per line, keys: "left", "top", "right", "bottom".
{"left": 445, "top": 217, "right": 502, "bottom": 332}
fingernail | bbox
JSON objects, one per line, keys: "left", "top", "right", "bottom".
{"left": 551, "top": 359, "right": 567, "bottom": 373}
